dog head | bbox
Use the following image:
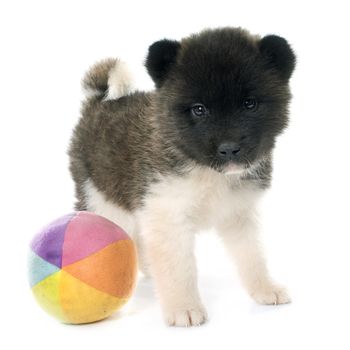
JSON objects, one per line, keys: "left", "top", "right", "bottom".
{"left": 145, "top": 28, "right": 296, "bottom": 174}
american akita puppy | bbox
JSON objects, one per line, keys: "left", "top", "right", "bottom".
{"left": 69, "top": 27, "right": 296, "bottom": 327}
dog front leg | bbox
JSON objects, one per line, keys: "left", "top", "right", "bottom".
{"left": 218, "top": 213, "right": 291, "bottom": 305}
{"left": 140, "top": 209, "right": 207, "bottom": 327}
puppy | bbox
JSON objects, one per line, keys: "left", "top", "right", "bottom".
{"left": 69, "top": 27, "right": 296, "bottom": 327}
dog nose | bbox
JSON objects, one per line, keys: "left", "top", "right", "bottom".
{"left": 217, "top": 142, "right": 241, "bottom": 160}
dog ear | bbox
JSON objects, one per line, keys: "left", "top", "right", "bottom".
{"left": 259, "top": 35, "right": 296, "bottom": 80}
{"left": 145, "top": 39, "right": 181, "bottom": 88}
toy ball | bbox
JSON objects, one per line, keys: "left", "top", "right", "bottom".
{"left": 28, "top": 211, "right": 137, "bottom": 324}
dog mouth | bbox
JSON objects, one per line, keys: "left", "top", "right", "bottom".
{"left": 217, "top": 161, "right": 247, "bottom": 176}
{"left": 202, "top": 154, "right": 258, "bottom": 176}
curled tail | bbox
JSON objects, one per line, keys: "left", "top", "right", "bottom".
{"left": 82, "top": 58, "right": 135, "bottom": 100}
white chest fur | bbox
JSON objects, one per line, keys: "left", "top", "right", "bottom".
{"left": 139, "top": 166, "right": 263, "bottom": 231}
{"left": 84, "top": 166, "right": 262, "bottom": 235}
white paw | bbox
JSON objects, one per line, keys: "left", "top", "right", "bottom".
{"left": 164, "top": 306, "right": 208, "bottom": 327}
{"left": 250, "top": 284, "right": 291, "bottom": 305}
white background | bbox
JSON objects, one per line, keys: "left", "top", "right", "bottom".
{"left": 1, "top": 0, "right": 349, "bottom": 349}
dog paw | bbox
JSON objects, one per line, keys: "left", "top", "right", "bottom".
{"left": 164, "top": 306, "right": 208, "bottom": 327}
{"left": 250, "top": 284, "right": 291, "bottom": 305}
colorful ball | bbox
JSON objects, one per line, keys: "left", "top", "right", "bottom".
{"left": 28, "top": 212, "right": 137, "bottom": 324}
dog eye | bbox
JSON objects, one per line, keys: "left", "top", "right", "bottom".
{"left": 191, "top": 104, "right": 208, "bottom": 117}
{"left": 243, "top": 97, "right": 258, "bottom": 111}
